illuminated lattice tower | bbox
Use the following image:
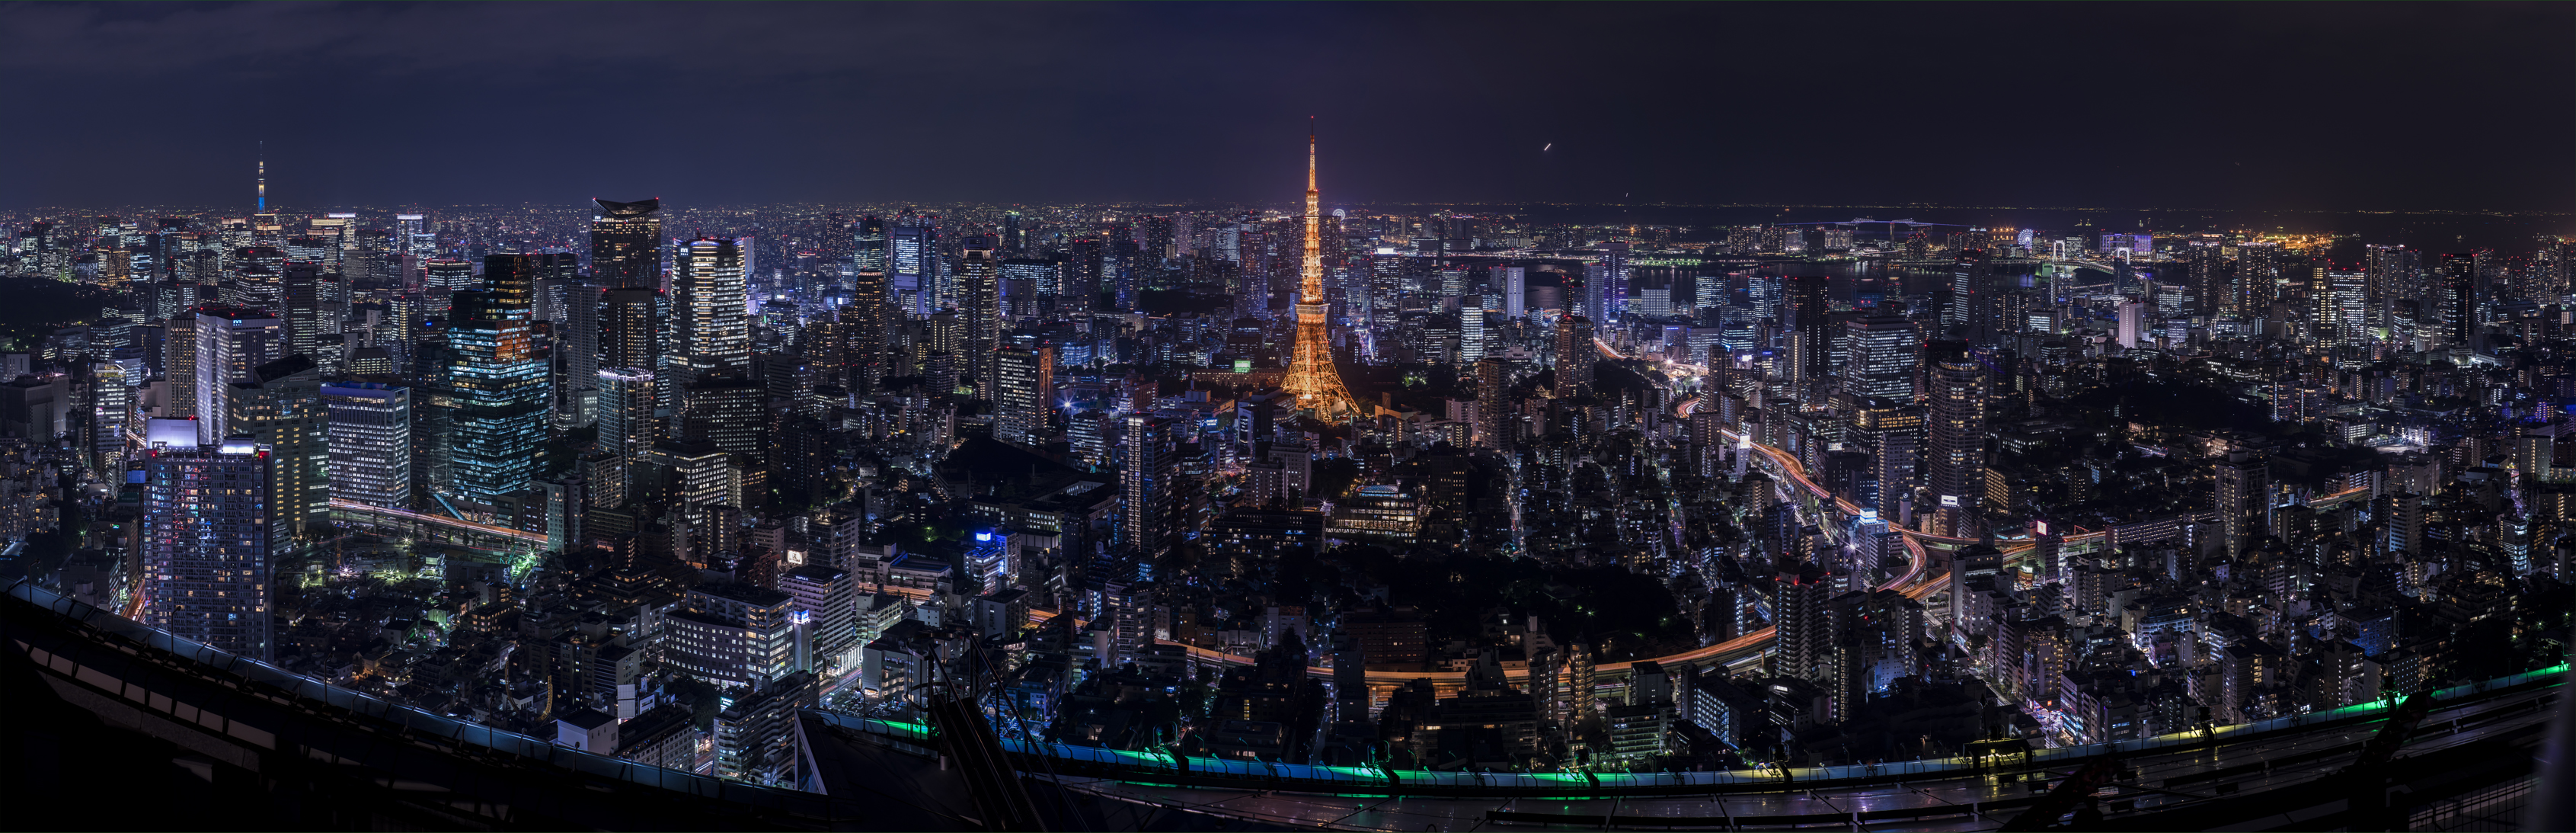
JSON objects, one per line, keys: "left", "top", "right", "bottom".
{"left": 1281, "top": 124, "right": 1357, "bottom": 417}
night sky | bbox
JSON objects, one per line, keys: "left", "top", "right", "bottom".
{"left": 0, "top": 2, "right": 2566, "bottom": 212}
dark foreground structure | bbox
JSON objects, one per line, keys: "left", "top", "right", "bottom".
{"left": 0, "top": 578, "right": 2558, "bottom": 831}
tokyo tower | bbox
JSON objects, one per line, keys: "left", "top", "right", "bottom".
{"left": 1281, "top": 121, "right": 1357, "bottom": 416}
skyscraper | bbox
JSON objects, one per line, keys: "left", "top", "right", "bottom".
{"left": 596, "top": 367, "right": 657, "bottom": 462}
{"left": 1842, "top": 311, "right": 1919, "bottom": 402}
{"left": 957, "top": 248, "right": 1002, "bottom": 398}
{"left": 446, "top": 261, "right": 546, "bottom": 505}
{"left": 851, "top": 216, "right": 888, "bottom": 276}
{"left": 1924, "top": 340, "right": 1986, "bottom": 538}
{"left": 992, "top": 344, "right": 1055, "bottom": 446}
{"left": 890, "top": 217, "right": 937, "bottom": 317}
{"left": 1786, "top": 275, "right": 1830, "bottom": 386}
{"left": 1475, "top": 355, "right": 1515, "bottom": 450}
{"left": 839, "top": 272, "right": 888, "bottom": 394}
{"left": 2440, "top": 252, "right": 2476, "bottom": 344}
{"left": 1120, "top": 412, "right": 1178, "bottom": 571}
{"left": 1945, "top": 250, "right": 1991, "bottom": 341}
{"left": 282, "top": 264, "right": 340, "bottom": 373}
{"left": 590, "top": 198, "right": 663, "bottom": 290}
{"left": 169, "top": 308, "right": 236, "bottom": 444}
{"left": 226, "top": 354, "right": 328, "bottom": 541}
{"left": 674, "top": 238, "right": 750, "bottom": 383}
{"left": 1552, "top": 313, "right": 1596, "bottom": 399}
{"left": 321, "top": 383, "right": 411, "bottom": 510}
{"left": 1280, "top": 126, "right": 1357, "bottom": 416}
{"left": 142, "top": 421, "right": 273, "bottom": 660}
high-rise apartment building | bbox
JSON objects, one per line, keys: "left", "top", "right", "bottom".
{"left": 1924, "top": 341, "right": 1987, "bottom": 537}
{"left": 321, "top": 383, "right": 411, "bottom": 510}
{"left": 142, "top": 421, "right": 273, "bottom": 660}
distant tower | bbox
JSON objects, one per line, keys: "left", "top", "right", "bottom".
{"left": 256, "top": 141, "right": 266, "bottom": 213}
{"left": 1280, "top": 123, "right": 1357, "bottom": 416}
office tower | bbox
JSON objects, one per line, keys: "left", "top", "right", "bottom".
{"left": 992, "top": 344, "right": 1056, "bottom": 446}
{"left": 423, "top": 257, "right": 475, "bottom": 293}
{"left": 1552, "top": 313, "right": 1596, "bottom": 399}
{"left": 674, "top": 238, "right": 750, "bottom": 384}
{"left": 840, "top": 273, "right": 889, "bottom": 394}
{"left": 227, "top": 354, "right": 328, "bottom": 540}
{"left": 1945, "top": 250, "right": 1990, "bottom": 340}
{"left": 446, "top": 280, "right": 545, "bottom": 505}
{"left": 665, "top": 583, "right": 798, "bottom": 688}
{"left": 281, "top": 264, "right": 342, "bottom": 373}
{"left": 957, "top": 248, "right": 1002, "bottom": 397}
{"left": 2364, "top": 245, "right": 2417, "bottom": 331}
{"left": 1785, "top": 275, "right": 1830, "bottom": 386}
{"left": 551, "top": 278, "right": 599, "bottom": 428}
{"left": 2216, "top": 449, "right": 2270, "bottom": 557}
{"left": 598, "top": 286, "right": 662, "bottom": 373}
{"left": 2116, "top": 298, "right": 2145, "bottom": 349}
{"left": 2440, "top": 253, "right": 2476, "bottom": 344}
{"left": 681, "top": 376, "right": 765, "bottom": 465}
{"left": 1475, "top": 355, "right": 1514, "bottom": 450}
{"left": 1843, "top": 312, "right": 1919, "bottom": 401}
{"left": 142, "top": 423, "right": 273, "bottom": 660}
{"left": 1853, "top": 402, "right": 1923, "bottom": 514}
{"left": 596, "top": 367, "right": 657, "bottom": 461}
{"left": 890, "top": 218, "right": 936, "bottom": 317}
{"left": 851, "top": 215, "right": 888, "bottom": 279}
{"left": 590, "top": 198, "right": 663, "bottom": 289}
{"left": 1120, "top": 412, "right": 1178, "bottom": 568}
{"left": 1924, "top": 340, "right": 1986, "bottom": 537}
{"left": 1280, "top": 127, "right": 1357, "bottom": 415}
{"left": 321, "top": 383, "right": 411, "bottom": 510}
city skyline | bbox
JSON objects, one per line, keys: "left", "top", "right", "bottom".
{"left": 5, "top": 2, "right": 2575, "bottom": 830}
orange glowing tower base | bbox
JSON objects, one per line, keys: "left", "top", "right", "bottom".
{"left": 1282, "top": 123, "right": 1357, "bottom": 418}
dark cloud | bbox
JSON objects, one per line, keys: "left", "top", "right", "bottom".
{"left": 0, "top": 2, "right": 2564, "bottom": 212}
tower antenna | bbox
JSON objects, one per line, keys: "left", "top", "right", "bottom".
{"left": 257, "top": 141, "right": 267, "bottom": 213}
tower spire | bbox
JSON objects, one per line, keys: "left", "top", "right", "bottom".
{"left": 1281, "top": 119, "right": 1354, "bottom": 417}
{"left": 256, "top": 141, "right": 267, "bottom": 213}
